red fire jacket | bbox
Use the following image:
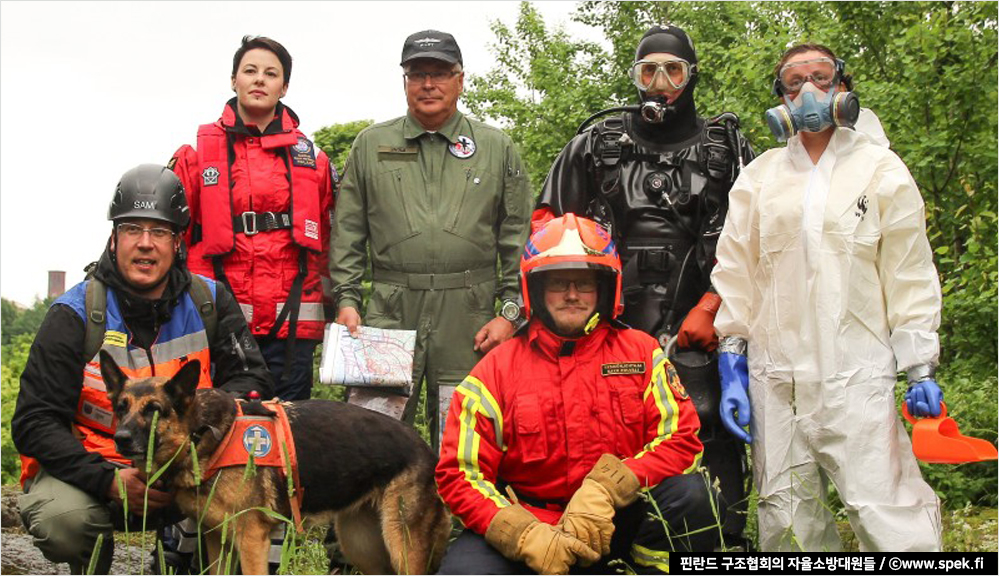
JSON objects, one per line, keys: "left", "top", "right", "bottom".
{"left": 435, "top": 320, "right": 703, "bottom": 534}
{"left": 171, "top": 100, "right": 335, "bottom": 340}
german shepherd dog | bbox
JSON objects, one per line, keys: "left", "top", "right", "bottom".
{"left": 99, "top": 350, "right": 451, "bottom": 574}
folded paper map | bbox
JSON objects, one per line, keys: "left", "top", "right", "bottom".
{"left": 319, "top": 323, "right": 416, "bottom": 390}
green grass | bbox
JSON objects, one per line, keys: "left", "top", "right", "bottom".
{"left": 837, "top": 504, "right": 998, "bottom": 553}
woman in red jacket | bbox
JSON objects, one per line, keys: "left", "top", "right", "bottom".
{"left": 171, "top": 36, "right": 335, "bottom": 401}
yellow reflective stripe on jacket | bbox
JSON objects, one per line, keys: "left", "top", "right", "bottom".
{"left": 636, "top": 349, "right": 681, "bottom": 460}
{"left": 456, "top": 376, "right": 504, "bottom": 449}
{"left": 456, "top": 376, "right": 510, "bottom": 508}
{"left": 632, "top": 543, "right": 670, "bottom": 572}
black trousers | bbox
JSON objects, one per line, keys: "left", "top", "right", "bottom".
{"left": 258, "top": 336, "right": 320, "bottom": 401}
{"left": 438, "top": 473, "right": 718, "bottom": 575}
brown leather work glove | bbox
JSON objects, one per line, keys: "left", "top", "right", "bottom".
{"left": 677, "top": 291, "right": 722, "bottom": 352}
{"left": 485, "top": 503, "right": 600, "bottom": 575}
{"left": 557, "top": 454, "right": 641, "bottom": 560}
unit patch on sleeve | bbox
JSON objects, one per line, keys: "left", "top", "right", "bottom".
{"left": 291, "top": 137, "right": 317, "bottom": 168}
{"left": 665, "top": 363, "right": 689, "bottom": 400}
{"left": 202, "top": 166, "right": 220, "bottom": 186}
{"left": 602, "top": 362, "right": 646, "bottom": 376}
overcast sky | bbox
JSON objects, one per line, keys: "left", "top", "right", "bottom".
{"left": 0, "top": 0, "right": 594, "bottom": 306}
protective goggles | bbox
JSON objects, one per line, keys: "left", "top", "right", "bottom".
{"left": 777, "top": 57, "right": 840, "bottom": 95}
{"left": 630, "top": 58, "right": 695, "bottom": 92}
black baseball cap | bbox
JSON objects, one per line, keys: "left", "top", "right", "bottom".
{"left": 400, "top": 30, "right": 463, "bottom": 66}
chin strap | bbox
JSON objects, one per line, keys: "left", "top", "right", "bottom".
{"left": 584, "top": 313, "right": 601, "bottom": 335}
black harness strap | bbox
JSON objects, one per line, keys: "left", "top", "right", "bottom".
{"left": 592, "top": 117, "right": 629, "bottom": 239}
{"left": 266, "top": 251, "right": 307, "bottom": 387}
{"left": 263, "top": 149, "right": 309, "bottom": 388}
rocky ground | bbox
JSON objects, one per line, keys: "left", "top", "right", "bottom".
{"left": 2, "top": 485, "right": 152, "bottom": 575}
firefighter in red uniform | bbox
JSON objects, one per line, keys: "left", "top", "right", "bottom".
{"left": 170, "top": 36, "right": 336, "bottom": 401}
{"left": 436, "top": 214, "right": 719, "bottom": 574}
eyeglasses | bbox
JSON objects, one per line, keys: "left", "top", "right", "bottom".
{"left": 404, "top": 70, "right": 460, "bottom": 85}
{"left": 630, "top": 58, "right": 695, "bottom": 91}
{"left": 778, "top": 57, "right": 838, "bottom": 94}
{"left": 544, "top": 277, "right": 599, "bottom": 293}
{"left": 117, "top": 223, "right": 176, "bottom": 243}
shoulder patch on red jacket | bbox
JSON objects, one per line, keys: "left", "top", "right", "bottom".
{"left": 291, "top": 137, "right": 316, "bottom": 168}
{"left": 665, "top": 363, "right": 688, "bottom": 400}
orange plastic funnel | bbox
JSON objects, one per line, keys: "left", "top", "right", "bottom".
{"left": 903, "top": 402, "right": 998, "bottom": 464}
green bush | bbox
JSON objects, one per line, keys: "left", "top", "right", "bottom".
{"left": 1, "top": 333, "right": 33, "bottom": 484}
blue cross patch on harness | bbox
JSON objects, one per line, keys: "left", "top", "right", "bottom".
{"left": 242, "top": 424, "right": 273, "bottom": 458}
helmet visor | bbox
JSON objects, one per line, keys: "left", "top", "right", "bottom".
{"left": 630, "top": 58, "right": 694, "bottom": 92}
{"left": 778, "top": 57, "right": 838, "bottom": 94}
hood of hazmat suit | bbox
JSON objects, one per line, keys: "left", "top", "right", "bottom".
{"left": 711, "top": 121, "right": 942, "bottom": 552}
{"left": 854, "top": 107, "right": 891, "bottom": 148}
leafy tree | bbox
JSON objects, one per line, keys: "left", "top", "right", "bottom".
{"left": 463, "top": 2, "right": 619, "bottom": 190}
{"left": 465, "top": 0, "right": 997, "bottom": 506}
{"left": 2, "top": 296, "right": 53, "bottom": 346}
{"left": 313, "top": 120, "right": 375, "bottom": 175}
{"left": 1, "top": 333, "right": 33, "bottom": 484}
{"left": 2, "top": 296, "right": 55, "bottom": 483}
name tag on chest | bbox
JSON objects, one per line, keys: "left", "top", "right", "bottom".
{"left": 601, "top": 362, "right": 646, "bottom": 376}
{"left": 378, "top": 145, "right": 419, "bottom": 160}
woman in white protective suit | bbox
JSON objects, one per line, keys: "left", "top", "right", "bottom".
{"left": 710, "top": 43, "right": 944, "bottom": 552}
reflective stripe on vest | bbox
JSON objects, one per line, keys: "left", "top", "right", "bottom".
{"left": 19, "top": 279, "right": 218, "bottom": 486}
{"left": 239, "top": 302, "right": 324, "bottom": 325}
{"left": 195, "top": 116, "right": 323, "bottom": 256}
{"left": 276, "top": 302, "right": 325, "bottom": 323}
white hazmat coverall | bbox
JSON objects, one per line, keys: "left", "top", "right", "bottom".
{"left": 711, "top": 121, "right": 942, "bottom": 552}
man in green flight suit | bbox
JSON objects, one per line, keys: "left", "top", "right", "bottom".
{"left": 330, "top": 29, "right": 532, "bottom": 451}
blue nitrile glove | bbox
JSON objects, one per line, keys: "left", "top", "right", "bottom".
{"left": 905, "top": 379, "right": 943, "bottom": 418}
{"left": 718, "top": 351, "right": 752, "bottom": 443}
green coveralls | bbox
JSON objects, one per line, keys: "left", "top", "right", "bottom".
{"left": 330, "top": 110, "right": 531, "bottom": 450}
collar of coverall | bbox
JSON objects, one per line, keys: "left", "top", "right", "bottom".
{"left": 786, "top": 119, "right": 859, "bottom": 171}
{"left": 527, "top": 318, "right": 613, "bottom": 361}
{"left": 403, "top": 108, "right": 465, "bottom": 143}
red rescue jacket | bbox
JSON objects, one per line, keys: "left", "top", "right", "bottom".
{"left": 435, "top": 320, "right": 703, "bottom": 534}
{"left": 171, "top": 100, "right": 335, "bottom": 340}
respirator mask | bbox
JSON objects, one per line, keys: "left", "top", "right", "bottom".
{"left": 764, "top": 57, "right": 860, "bottom": 142}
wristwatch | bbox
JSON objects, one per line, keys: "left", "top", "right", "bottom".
{"left": 500, "top": 300, "right": 522, "bottom": 323}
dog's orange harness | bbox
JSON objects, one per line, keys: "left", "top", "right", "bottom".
{"left": 201, "top": 400, "right": 305, "bottom": 532}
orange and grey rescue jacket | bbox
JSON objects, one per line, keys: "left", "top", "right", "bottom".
{"left": 19, "top": 277, "right": 217, "bottom": 485}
